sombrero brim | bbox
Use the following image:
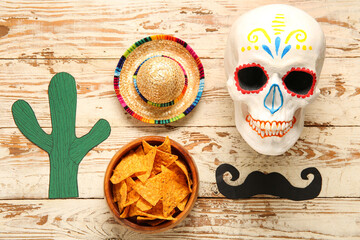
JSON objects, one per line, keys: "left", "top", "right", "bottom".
{"left": 114, "top": 35, "right": 205, "bottom": 124}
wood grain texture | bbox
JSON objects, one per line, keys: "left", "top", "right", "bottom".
{"left": 0, "top": 0, "right": 359, "bottom": 59}
{"left": 0, "top": 198, "right": 359, "bottom": 239}
{"left": 1, "top": 0, "right": 359, "bottom": 238}
{"left": 0, "top": 57, "right": 359, "bottom": 128}
{"left": 1, "top": 126, "right": 360, "bottom": 199}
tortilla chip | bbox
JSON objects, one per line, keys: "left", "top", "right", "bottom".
{"left": 138, "top": 212, "right": 174, "bottom": 220}
{"left": 119, "top": 206, "right": 130, "bottom": 218}
{"left": 119, "top": 181, "right": 127, "bottom": 212}
{"left": 111, "top": 137, "right": 192, "bottom": 223}
{"left": 136, "top": 148, "right": 156, "bottom": 183}
{"left": 157, "top": 136, "right": 171, "bottom": 153}
{"left": 133, "top": 173, "right": 164, "bottom": 206}
{"left": 152, "top": 149, "right": 178, "bottom": 174}
{"left": 128, "top": 203, "right": 139, "bottom": 217}
{"left": 110, "top": 150, "right": 147, "bottom": 184}
{"left": 137, "top": 216, "right": 156, "bottom": 222}
{"left": 137, "top": 210, "right": 175, "bottom": 220}
{"left": 113, "top": 182, "right": 122, "bottom": 202}
{"left": 168, "top": 160, "right": 192, "bottom": 192}
{"left": 137, "top": 201, "right": 175, "bottom": 220}
{"left": 175, "top": 160, "right": 192, "bottom": 187}
{"left": 134, "top": 145, "right": 145, "bottom": 156}
{"left": 124, "top": 189, "right": 140, "bottom": 207}
{"left": 170, "top": 208, "right": 177, "bottom": 216}
{"left": 136, "top": 197, "right": 153, "bottom": 211}
{"left": 125, "top": 177, "right": 137, "bottom": 189}
{"left": 146, "top": 200, "right": 163, "bottom": 215}
{"left": 160, "top": 165, "right": 190, "bottom": 217}
{"left": 128, "top": 202, "right": 173, "bottom": 220}
{"left": 113, "top": 181, "right": 127, "bottom": 212}
{"left": 142, "top": 140, "right": 155, "bottom": 154}
{"left": 177, "top": 194, "right": 190, "bottom": 211}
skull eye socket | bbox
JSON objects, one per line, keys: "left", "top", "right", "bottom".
{"left": 282, "top": 68, "right": 316, "bottom": 97}
{"left": 234, "top": 63, "right": 269, "bottom": 94}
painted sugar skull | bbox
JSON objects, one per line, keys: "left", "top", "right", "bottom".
{"left": 225, "top": 4, "right": 325, "bottom": 155}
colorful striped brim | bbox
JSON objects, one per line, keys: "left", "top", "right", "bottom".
{"left": 114, "top": 35, "right": 205, "bottom": 124}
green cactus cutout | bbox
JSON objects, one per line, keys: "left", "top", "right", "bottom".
{"left": 12, "top": 72, "right": 111, "bottom": 199}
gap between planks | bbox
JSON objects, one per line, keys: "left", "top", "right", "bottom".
{"left": 1, "top": 197, "right": 359, "bottom": 200}
{"left": 2, "top": 125, "right": 360, "bottom": 129}
{"left": 0, "top": 56, "right": 359, "bottom": 60}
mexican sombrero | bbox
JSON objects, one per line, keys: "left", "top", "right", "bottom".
{"left": 114, "top": 35, "right": 205, "bottom": 124}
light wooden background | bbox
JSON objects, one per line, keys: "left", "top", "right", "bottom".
{"left": 0, "top": 0, "right": 360, "bottom": 239}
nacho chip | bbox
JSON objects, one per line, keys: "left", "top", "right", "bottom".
{"left": 152, "top": 149, "right": 178, "bottom": 174}
{"left": 128, "top": 203, "right": 139, "bottom": 217}
{"left": 142, "top": 137, "right": 171, "bottom": 154}
{"left": 134, "top": 145, "right": 145, "bottom": 156}
{"left": 128, "top": 202, "right": 175, "bottom": 220}
{"left": 119, "top": 181, "right": 128, "bottom": 212}
{"left": 133, "top": 173, "right": 164, "bottom": 206}
{"left": 125, "top": 177, "right": 137, "bottom": 189}
{"left": 137, "top": 211, "right": 174, "bottom": 220}
{"left": 168, "top": 160, "right": 192, "bottom": 192}
{"left": 137, "top": 216, "right": 156, "bottom": 222}
{"left": 119, "top": 206, "right": 130, "bottom": 218}
{"left": 111, "top": 137, "right": 193, "bottom": 224}
{"left": 124, "top": 189, "right": 140, "bottom": 207}
{"left": 110, "top": 151, "right": 147, "bottom": 184}
{"left": 136, "top": 197, "right": 153, "bottom": 211}
{"left": 146, "top": 199, "right": 163, "bottom": 215}
{"left": 169, "top": 208, "right": 177, "bottom": 216}
{"left": 113, "top": 181, "right": 127, "bottom": 212}
{"left": 136, "top": 148, "right": 156, "bottom": 183}
{"left": 137, "top": 210, "right": 175, "bottom": 220}
{"left": 177, "top": 194, "right": 190, "bottom": 211}
{"left": 113, "top": 182, "right": 122, "bottom": 202}
{"left": 142, "top": 140, "right": 154, "bottom": 154}
{"left": 137, "top": 201, "right": 175, "bottom": 220}
{"left": 175, "top": 160, "right": 192, "bottom": 188}
{"left": 157, "top": 136, "right": 171, "bottom": 154}
{"left": 160, "top": 165, "right": 190, "bottom": 217}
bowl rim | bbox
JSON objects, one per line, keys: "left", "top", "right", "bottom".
{"left": 104, "top": 136, "right": 199, "bottom": 233}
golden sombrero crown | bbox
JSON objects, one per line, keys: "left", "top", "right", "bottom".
{"left": 134, "top": 55, "right": 188, "bottom": 107}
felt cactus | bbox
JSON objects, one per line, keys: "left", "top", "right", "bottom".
{"left": 12, "top": 72, "right": 111, "bottom": 198}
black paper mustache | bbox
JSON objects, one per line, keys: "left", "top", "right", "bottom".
{"left": 216, "top": 164, "right": 322, "bottom": 201}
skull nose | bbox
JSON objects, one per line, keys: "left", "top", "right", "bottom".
{"left": 264, "top": 84, "right": 283, "bottom": 114}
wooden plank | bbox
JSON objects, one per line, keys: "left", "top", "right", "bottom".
{"left": 0, "top": 198, "right": 359, "bottom": 239}
{"left": 1, "top": 126, "right": 360, "bottom": 199}
{"left": 0, "top": 0, "right": 359, "bottom": 59}
{"left": 1, "top": 1, "right": 358, "bottom": 239}
{"left": 1, "top": 57, "right": 359, "bottom": 128}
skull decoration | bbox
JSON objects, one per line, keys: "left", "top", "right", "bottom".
{"left": 225, "top": 4, "right": 326, "bottom": 155}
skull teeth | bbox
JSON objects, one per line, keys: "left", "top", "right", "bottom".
{"left": 246, "top": 114, "right": 296, "bottom": 138}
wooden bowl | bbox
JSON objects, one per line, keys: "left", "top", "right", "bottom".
{"left": 104, "top": 136, "right": 199, "bottom": 233}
